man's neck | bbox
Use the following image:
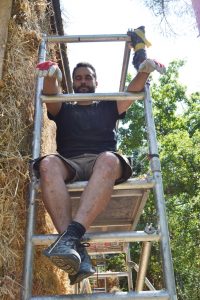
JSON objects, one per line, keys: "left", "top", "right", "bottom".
{"left": 77, "top": 100, "right": 94, "bottom": 106}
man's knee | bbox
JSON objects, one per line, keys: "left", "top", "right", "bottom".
{"left": 39, "top": 155, "right": 66, "bottom": 180}
{"left": 94, "top": 152, "right": 122, "bottom": 177}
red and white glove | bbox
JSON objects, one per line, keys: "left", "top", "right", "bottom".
{"left": 36, "top": 61, "right": 62, "bottom": 82}
{"left": 138, "top": 59, "right": 166, "bottom": 74}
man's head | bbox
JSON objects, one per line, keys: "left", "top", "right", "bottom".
{"left": 72, "top": 62, "right": 98, "bottom": 93}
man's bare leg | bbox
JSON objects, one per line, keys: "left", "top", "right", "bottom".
{"left": 40, "top": 152, "right": 122, "bottom": 232}
{"left": 42, "top": 152, "right": 122, "bottom": 275}
{"left": 73, "top": 152, "right": 122, "bottom": 230}
{"left": 66, "top": 152, "right": 122, "bottom": 284}
{"left": 40, "top": 155, "right": 83, "bottom": 275}
{"left": 39, "top": 155, "right": 74, "bottom": 233}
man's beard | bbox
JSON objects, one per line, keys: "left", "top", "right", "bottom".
{"left": 73, "top": 84, "right": 95, "bottom": 93}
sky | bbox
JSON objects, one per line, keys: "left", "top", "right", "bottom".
{"left": 60, "top": 0, "right": 200, "bottom": 94}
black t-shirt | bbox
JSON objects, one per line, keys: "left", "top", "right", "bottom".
{"left": 48, "top": 101, "right": 125, "bottom": 158}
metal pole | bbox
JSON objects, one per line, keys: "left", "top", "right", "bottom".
{"left": 74, "top": 284, "right": 79, "bottom": 295}
{"left": 144, "top": 85, "right": 177, "bottom": 300}
{"left": 135, "top": 242, "right": 152, "bottom": 291}
{"left": 32, "top": 231, "right": 160, "bottom": 246}
{"left": 22, "top": 38, "right": 46, "bottom": 300}
{"left": 41, "top": 92, "right": 144, "bottom": 103}
{"left": 105, "top": 278, "right": 107, "bottom": 293}
{"left": 126, "top": 245, "right": 133, "bottom": 291}
{"left": 31, "top": 290, "right": 170, "bottom": 299}
{"left": 132, "top": 262, "right": 156, "bottom": 291}
{"left": 119, "top": 42, "right": 131, "bottom": 92}
{"left": 79, "top": 279, "right": 92, "bottom": 294}
{"left": 44, "top": 34, "right": 131, "bottom": 43}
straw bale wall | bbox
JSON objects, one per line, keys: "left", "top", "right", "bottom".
{"left": 0, "top": 0, "right": 71, "bottom": 298}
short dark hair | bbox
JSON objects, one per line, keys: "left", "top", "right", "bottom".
{"left": 72, "top": 62, "right": 97, "bottom": 79}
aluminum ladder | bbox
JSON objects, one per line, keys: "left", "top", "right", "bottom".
{"left": 22, "top": 33, "right": 177, "bottom": 300}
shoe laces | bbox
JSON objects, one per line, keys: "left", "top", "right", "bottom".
{"left": 80, "top": 242, "right": 90, "bottom": 248}
{"left": 78, "top": 242, "right": 90, "bottom": 253}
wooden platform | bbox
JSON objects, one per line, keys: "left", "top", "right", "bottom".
{"left": 68, "top": 177, "right": 154, "bottom": 233}
{"left": 66, "top": 177, "right": 155, "bottom": 254}
{"left": 36, "top": 177, "right": 154, "bottom": 254}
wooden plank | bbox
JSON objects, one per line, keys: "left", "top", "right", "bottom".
{"left": 71, "top": 190, "right": 150, "bottom": 231}
{"left": 67, "top": 177, "right": 154, "bottom": 191}
{"left": 70, "top": 189, "right": 143, "bottom": 198}
{"left": 36, "top": 178, "right": 152, "bottom": 231}
{"left": 0, "top": 0, "right": 12, "bottom": 84}
{"left": 131, "top": 190, "right": 150, "bottom": 230}
{"left": 36, "top": 177, "right": 154, "bottom": 192}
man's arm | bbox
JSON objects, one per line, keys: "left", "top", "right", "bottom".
{"left": 43, "top": 76, "right": 62, "bottom": 116}
{"left": 117, "top": 59, "right": 166, "bottom": 115}
{"left": 117, "top": 72, "right": 149, "bottom": 115}
{"left": 36, "top": 61, "right": 63, "bottom": 116}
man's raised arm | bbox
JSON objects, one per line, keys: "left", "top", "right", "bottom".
{"left": 117, "top": 59, "right": 166, "bottom": 115}
{"left": 36, "top": 61, "right": 63, "bottom": 116}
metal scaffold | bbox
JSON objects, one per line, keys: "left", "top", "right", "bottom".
{"left": 22, "top": 33, "right": 177, "bottom": 300}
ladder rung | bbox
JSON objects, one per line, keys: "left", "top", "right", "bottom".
{"left": 41, "top": 92, "right": 144, "bottom": 103}
{"left": 31, "top": 290, "right": 170, "bottom": 299}
{"left": 44, "top": 34, "right": 132, "bottom": 43}
{"left": 32, "top": 231, "right": 160, "bottom": 246}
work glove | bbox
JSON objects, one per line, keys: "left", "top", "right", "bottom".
{"left": 138, "top": 58, "right": 166, "bottom": 74}
{"left": 36, "top": 61, "right": 62, "bottom": 82}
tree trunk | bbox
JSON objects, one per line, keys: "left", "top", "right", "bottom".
{"left": 191, "top": 0, "right": 200, "bottom": 36}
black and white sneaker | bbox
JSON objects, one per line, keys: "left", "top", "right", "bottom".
{"left": 69, "top": 243, "right": 95, "bottom": 285}
{"left": 43, "top": 232, "right": 81, "bottom": 275}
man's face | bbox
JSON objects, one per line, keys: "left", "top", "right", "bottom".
{"left": 73, "top": 67, "right": 98, "bottom": 93}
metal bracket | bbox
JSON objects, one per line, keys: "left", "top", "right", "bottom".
{"left": 144, "top": 223, "right": 156, "bottom": 234}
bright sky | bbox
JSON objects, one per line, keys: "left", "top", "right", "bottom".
{"left": 60, "top": 0, "right": 200, "bottom": 94}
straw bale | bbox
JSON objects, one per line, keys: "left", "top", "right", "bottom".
{"left": 106, "top": 276, "right": 120, "bottom": 292}
{"left": 0, "top": 0, "right": 71, "bottom": 298}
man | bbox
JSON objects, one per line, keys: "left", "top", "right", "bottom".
{"left": 35, "top": 33, "right": 165, "bottom": 285}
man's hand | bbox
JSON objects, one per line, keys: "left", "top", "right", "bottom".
{"left": 36, "top": 61, "right": 63, "bottom": 82}
{"left": 138, "top": 59, "right": 166, "bottom": 75}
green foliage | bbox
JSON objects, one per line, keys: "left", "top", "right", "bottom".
{"left": 152, "top": 60, "right": 187, "bottom": 136}
{"left": 118, "top": 101, "right": 146, "bottom": 155}
{"left": 184, "top": 92, "right": 200, "bottom": 136}
{"left": 168, "top": 193, "right": 200, "bottom": 299}
{"left": 160, "top": 130, "right": 200, "bottom": 196}
{"left": 118, "top": 60, "right": 200, "bottom": 299}
{"left": 104, "top": 253, "right": 128, "bottom": 290}
{"left": 105, "top": 253, "right": 127, "bottom": 272}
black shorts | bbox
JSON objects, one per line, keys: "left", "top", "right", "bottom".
{"left": 33, "top": 151, "right": 132, "bottom": 185}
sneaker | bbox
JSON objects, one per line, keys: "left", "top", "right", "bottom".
{"left": 68, "top": 243, "right": 95, "bottom": 285}
{"left": 127, "top": 26, "right": 151, "bottom": 51}
{"left": 138, "top": 59, "right": 166, "bottom": 74}
{"left": 43, "top": 232, "right": 81, "bottom": 275}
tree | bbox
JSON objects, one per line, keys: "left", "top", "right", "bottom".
{"left": 142, "top": 0, "right": 200, "bottom": 35}
{"left": 152, "top": 60, "right": 187, "bottom": 136}
{"left": 184, "top": 92, "right": 200, "bottom": 136}
{"left": 119, "top": 60, "right": 200, "bottom": 299}
{"left": 191, "top": 0, "right": 200, "bottom": 35}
